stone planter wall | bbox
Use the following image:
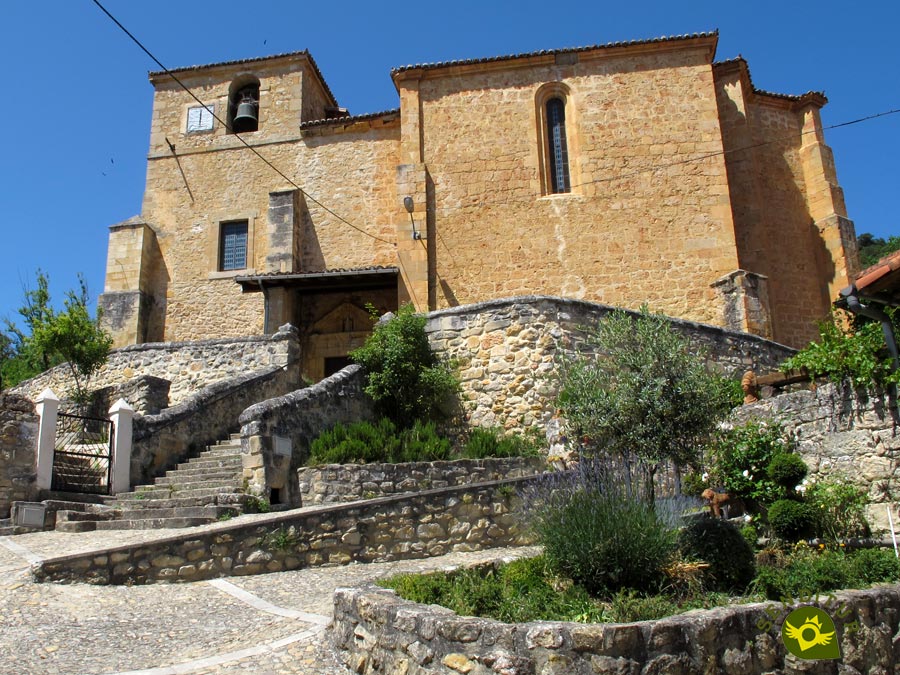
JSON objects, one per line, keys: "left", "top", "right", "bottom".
{"left": 12, "top": 325, "right": 300, "bottom": 407}
{"left": 298, "top": 457, "right": 547, "bottom": 504}
{"left": 334, "top": 581, "right": 900, "bottom": 675}
{"left": 425, "top": 296, "right": 795, "bottom": 435}
{"left": 735, "top": 382, "right": 900, "bottom": 531}
{"left": 32, "top": 476, "right": 535, "bottom": 585}
{"left": 0, "top": 393, "right": 38, "bottom": 518}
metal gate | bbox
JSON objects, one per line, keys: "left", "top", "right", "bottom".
{"left": 51, "top": 412, "right": 114, "bottom": 494}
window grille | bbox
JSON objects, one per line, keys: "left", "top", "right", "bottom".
{"left": 546, "top": 98, "right": 571, "bottom": 194}
{"left": 220, "top": 221, "right": 248, "bottom": 271}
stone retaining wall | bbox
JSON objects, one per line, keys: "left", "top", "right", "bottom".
{"left": 425, "top": 296, "right": 795, "bottom": 433}
{"left": 12, "top": 325, "right": 300, "bottom": 407}
{"left": 734, "top": 382, "right": 900, "bottom": 531}
{"left": 32, "top": 476, "right": 535, "bottom": 585}
{"left": 238, "top": 365, "right": 375, "bottom": 506}
{"left": 298, "top": 457, "right": 547, "bottom": 504}
{"left": 334, "top": 580, "right": 900, "bottom": 675}
{"left": 0, "top": 393, "right": 38, "bottom": 518}
{"left": 131, "top": 364, "right": 299, "bottom": 486}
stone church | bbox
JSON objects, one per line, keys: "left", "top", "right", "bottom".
{"left": 98, "top": 32, "right": 857, "bottom": 381}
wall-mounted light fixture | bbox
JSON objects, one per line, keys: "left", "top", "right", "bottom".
{"left": 403, "top": 196, "right": 422, "bottom": 240}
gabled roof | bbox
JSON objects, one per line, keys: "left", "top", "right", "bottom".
{"left": 848, "top": 249, "right": 900, "bottom": 306}
{"left": 713, "top": 57, "right": 827, "bottom": 107}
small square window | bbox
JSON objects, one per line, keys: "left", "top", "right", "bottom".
{"left": 220, "top": 221, "right": 248, "bottom": 271}
{"left": 187, "top": 105, "right": 215, "bottom": 133}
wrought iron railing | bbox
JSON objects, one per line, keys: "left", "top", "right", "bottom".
{"left": 52, "top": 412, "right": 113, "bottom": 495}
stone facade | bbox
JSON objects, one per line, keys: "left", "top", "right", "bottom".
{"left": 334, "top": 580, "right": 900, "bottom": 675}
{"left": 12, "top": 325, "right": 300, "bottom": 407}
{"left": 0, "top": 393, "right": 38, "bottom": 518}
{"left": 734, "top": 382, "right": 900, "bottom": 531}
{"left": 100, "top": 32, "right": 855, "bottom": 376}
{"left": 32, "top": 476, "right": 535, "bottom": 585}
{"left": 299, "top": 457, "right": 547, "bottom": 505}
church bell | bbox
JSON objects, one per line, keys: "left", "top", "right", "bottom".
{"left": 233, "top": 91, "right": 259, "bottom": 132}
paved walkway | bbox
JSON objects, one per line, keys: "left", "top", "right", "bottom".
{"left": 0, "top": 524, "right": 538, "bottom": 674}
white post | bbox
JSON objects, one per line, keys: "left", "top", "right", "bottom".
{"left": 34, "top": 388, "right": 60, "bottom": 491}
{"left": 108, "top": 399, "right": 134, "bottom": 495}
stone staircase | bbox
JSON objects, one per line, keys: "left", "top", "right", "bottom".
{"left": 54, "top": 435, "right": 253, "bottom": 532}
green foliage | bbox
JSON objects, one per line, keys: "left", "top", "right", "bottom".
{"left": 308, "top": 418, "right": 451, "bottom": 464}
{"left": 350, "top": 304, "right": 458, "bottom": 428}
{"left": 708, "top": 420, "right": 793, "bottom": 506}
{"left": 857, "top": 232, "right": 900, "bottom": 269}
{"left": 532, "top": 484, "right": 678, "bottom": 595}
{"left": 741, "top": 524, "right": 759, "bottom": 549}
{"left": 782, "top": 310, "right": 898, "bottom": 388}
{"left": 379, "top": 555, "right": 604, "bottom": 623}
{"left": 680, "top": 472, "right": 709, "bottom": 498}
{"left": 265, "top": 525, "right": 300, "bottom": 551}
{"left": 849, "top": 547, "right": 900, "bottom": 584}
{"left": 677, "top": 517, "right": 756, "bottom": 592}
{"left": 244, "top": 495, "right": 271, "bottom": 513}
{"left": 805, "top": 478, "right": 871, "bottom": 541}
{"left": 767, "top": 453, "right": 808, "bottom": 492}
{"left": 557, "top": 307, "right": 733, "bottom": 484}
{"left": 462, "top": 427, "right": 543, "bottom": 459}
{"left": 0, "top": 271, "right": 111, "bottom": 397}
{"left": 768, "top": 499, "right": 818, "bottom": 541}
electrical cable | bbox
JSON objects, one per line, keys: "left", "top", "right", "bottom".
{"left": 91, "top": 0, "right": 394, "bottom": 246}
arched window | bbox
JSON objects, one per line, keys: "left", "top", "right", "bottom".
{"left": 546, "top": 97, "right": 571, "bottom": 194}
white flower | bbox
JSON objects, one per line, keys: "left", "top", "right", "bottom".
{"left": 796, "top": 484, "right": 806, "bottom": 494}
{"left": 718, "top": 421, "right": 734, "bottom": 431}
{"left": 742, "top": 469, "right": 750, "bottom": 478}
{"left": 743, "top": 514, "right": 752, "bottom": 522}
{"left": 701, "top": 472, "right": 709, "bottom": 482}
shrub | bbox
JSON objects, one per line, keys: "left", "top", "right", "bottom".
{"left": 767, "top": 453, "right": 808, "bottom": 492}
{"left": 753, "top": 547, "right": 864, "bottom": 600}
{"left": 768, "top": 499, "right": 817, "bottom": 541}
{"left": 350, "top": 304, "right": 458, "bottom": 428}
{"left": 677, "top": 517, "right": 756, "bottom": 592}
{"left": 805, "top": 477, "right": 871, "bottom": 541}
{"left": 708, "top": 420, "right": 793, "bottom": 506}
{"left": 463, "top": 427, "right": 543, "bottom": 459}
{"left": 308, "top": 418, "right": 450, "bottom": 464}
{"left": 740, "top": 524, "right": 759, "bottom": 549}
{"left": 849, "top": 547, "right": 900, "bottom": 584}
{"left": 531, "top": 480, "right": 677, "bottom": 595}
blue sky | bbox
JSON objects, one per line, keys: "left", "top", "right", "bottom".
{"left": 1, "top": 1, "right": 898, "bottom": 324}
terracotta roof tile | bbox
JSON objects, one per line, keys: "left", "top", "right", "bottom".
{"left": 391, "top": 32, "right": 718, "bottom": 76}
{"left": 713, "top": 57, "right": 827, "bottom": 105}
{"left": 299, "top": 109, "right": 400, "bottom": 130}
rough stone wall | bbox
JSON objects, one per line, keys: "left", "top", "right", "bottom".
{"left": 238, "top": 365, "right": 376, "bottom": 505}
{"left": 131, "top": 364, "right": 298, "bottom": 486}
{"left": 734, "top": 382, "right": 900, "bottom": 531}
{"left": 333, "top": 581, "right": 900, "bottom": 675}
{"left": 32, "top": 476, "right": 535, "bottom": 585}
{"left": 425, "top": 296, "right": 795, "bottom": 433}
{"left": 0, "top": 394, "right": 38, "bottom": 518}
{"left": 12, "top": 327, "right": 299, "bottom": 407}
{"left": 411, "top": 45, "right": 740, "bottom": 329}
{"left": 298, "top": 457, "right": 546, "bottom": 504}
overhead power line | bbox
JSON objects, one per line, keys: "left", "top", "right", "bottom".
{"left": 91, "top": 0, "right": 394, "bottom": 246}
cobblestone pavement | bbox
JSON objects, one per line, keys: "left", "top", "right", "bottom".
{"left": 0, "top": 526, "right": 538, "bottom": 675}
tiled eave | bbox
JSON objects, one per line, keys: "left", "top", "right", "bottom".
{"left": 714, "top": 57, "right": 827, "bottom": 109}
{"left": 391, "top": 32, "right": 719, "bottom": 83}
{"left": 235, "top": 267, "right": 399, "bottom": 294}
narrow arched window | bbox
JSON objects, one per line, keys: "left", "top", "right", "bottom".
{"left": 546, "top": 97, "right": 571, "bottom": 194}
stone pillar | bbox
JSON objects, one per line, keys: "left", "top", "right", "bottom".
{"left": 712, "top": 270, "right": 772, "bottom": 339}
{"left": 34, "top": 388, "right": 60, "bottom": 491}
{"left": 108, "top": 399, "right": 134, "bottom": 495}
{"left": 265, "top": 188, "right": 301, "bottom": 273}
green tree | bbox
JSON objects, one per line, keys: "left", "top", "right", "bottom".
{"left": 857, "top": 232, "right": 900, "bottom": 269}
{"left": 350, "top": 304, "right": 458, "bottom": 428}
{"left": 0, "top": 272, "right": 112, "bottom": 399}
{"left": 557, "top": 307, "right": 734, "bottom": 496}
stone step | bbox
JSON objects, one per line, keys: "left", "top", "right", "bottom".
{"left": 156, "top": 469, "right": 240, "bottom": 484}
{"left": 175, "top": 457, "right": 242, "bottom": 472}
{"left": 119, "top": 479, "right": 242, "bottom": 497}
{"left": 57, "top": 505, "right": 237, "bottom": 522}
{"left": 112, "top": 492, "right": 250, "bottom": 511}
{"left": 57, "top": 516, "right": 218, "bottom": 532}
{"left": 37, "top": 490, "right": 111, "bottom": 505}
